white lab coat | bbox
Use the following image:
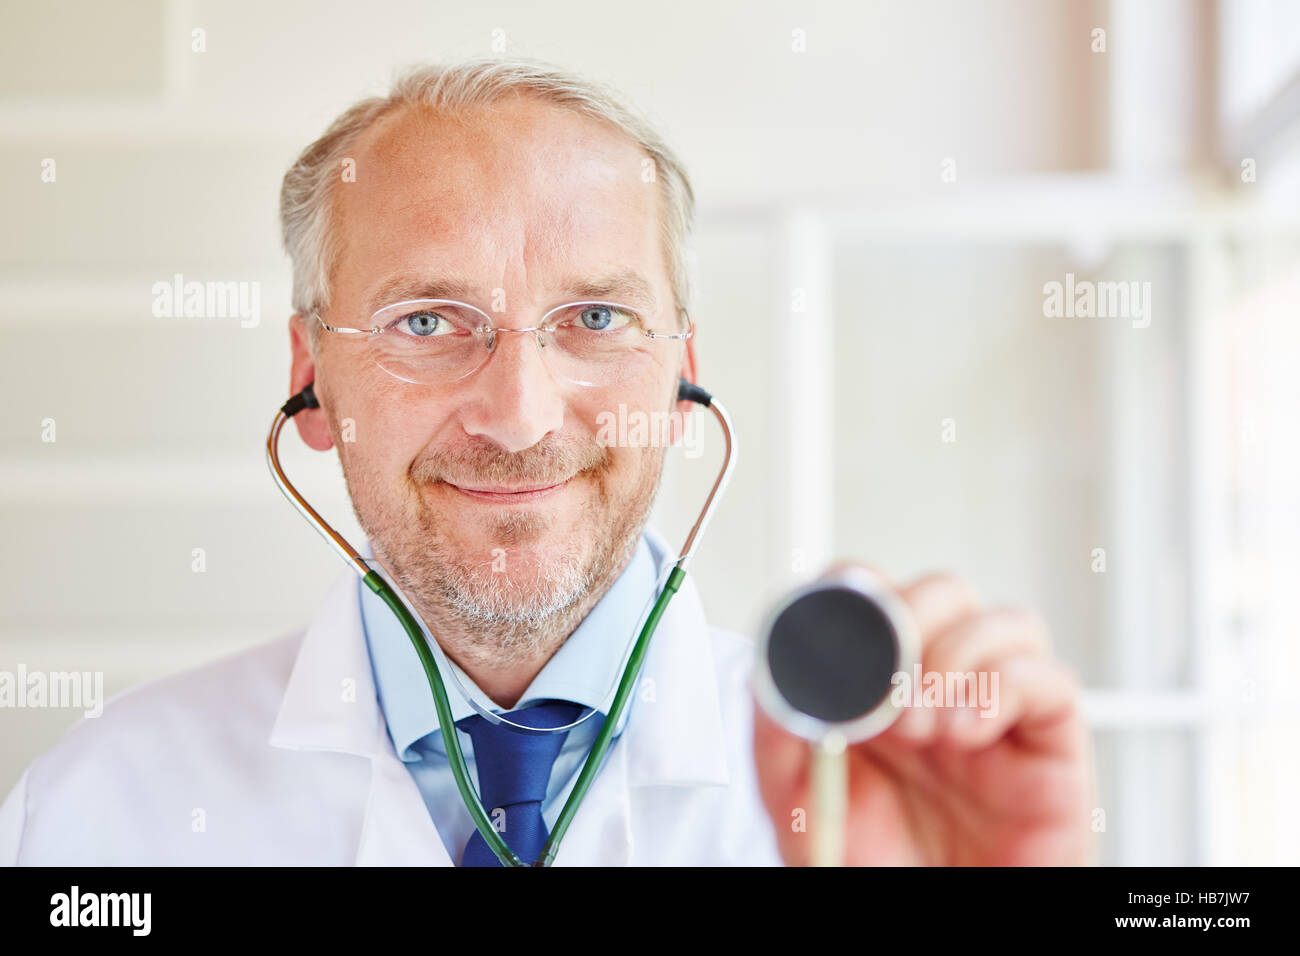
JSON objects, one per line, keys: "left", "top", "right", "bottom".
{"left": 0, "top": 544, "right": 785, "bottom": 866}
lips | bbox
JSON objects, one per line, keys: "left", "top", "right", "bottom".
{"left": 455, "top": 481, "right": 565, "bottom": 494}
{"left": 446, "top": 477, "right": 572, "bottom": 502}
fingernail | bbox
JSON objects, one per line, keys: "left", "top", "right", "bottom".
{"left": 893, "top": 706, "right": 920, "bottom": 737}
{"left": 905, "top": 705, "right": 934, "bottom": 738}
{"left": 951, "top": 706, "right": 977, "bottom": 731}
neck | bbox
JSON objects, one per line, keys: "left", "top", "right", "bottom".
{"left": 437, "top": 588, "right": 606, "bottom": 708}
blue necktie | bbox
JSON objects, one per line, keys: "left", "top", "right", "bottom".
{"left": 456, "top": 699, "right": 584, "bottom": 867}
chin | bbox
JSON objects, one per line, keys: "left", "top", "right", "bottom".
{"left": 446, "top": 544, "right": 596, "bottom": 624}
{"left": 457, "top": 520, "right": 587, "bottom": 567}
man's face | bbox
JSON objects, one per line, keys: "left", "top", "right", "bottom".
{"left": 289, "top": 95, "right": 695, "bottom": 656}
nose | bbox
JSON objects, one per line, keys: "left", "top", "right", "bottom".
{"left": 458, "top": 326, "right": 565, "bottom": 454}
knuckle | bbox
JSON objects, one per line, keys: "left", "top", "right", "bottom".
{"left": 1054, "top": 660, "right": 1084, "bottom": 698}
{"left": 903, "top": 570, "right": 982, "bottom": 612}
{"left": 823, "top": 559, "right": 893, "bottom": 590}
{"left": 989, "top": 604, "right": 1052, "bottom": 650}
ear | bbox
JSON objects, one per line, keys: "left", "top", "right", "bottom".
{"left": 676, "top": 333, "right": 699, "bottom": 414}
{"left": 289, "top": 314, "right": 334, "bottom": 452}
{"left": 667, "top": 330, "right": 700, "bottom": 446}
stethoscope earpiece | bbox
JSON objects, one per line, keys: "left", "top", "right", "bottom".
{"left": 677, "top": 377, "right": 712, "bottom": 407}
{"left": 279, "top": 383, "right": 318, "bottom": 418}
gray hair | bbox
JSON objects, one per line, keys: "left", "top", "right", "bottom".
{"left": 279, "top": 56, "right": 697, "bottom": 344}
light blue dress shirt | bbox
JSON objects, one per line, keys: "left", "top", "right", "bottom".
{"left": 358, "top": 531, "right": 670, "bottom": 863}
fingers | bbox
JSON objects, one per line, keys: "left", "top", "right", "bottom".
{"left": 752, "top": 699, "right": 809, "bottom": 784}
{"left": 925, "top": 606, "right": 1050, "bottom": 682}
{"left": 751, "top": 699, "right": 811, "bottom": 815}
{"left": 816, "top": 565, "right": 1083, "bottom": 760}
{"left": 897, "top": 572, "right": 981, "bottom": 636}
{"left": 885, "top": 574, "right": 1079, "bottom": 756}
{"left": 823, "top": 559, "right": 895, "bottom": 590}
{"left": 890, "top": 573, "right": 981, "bottom": 740}
{"left": 918, "top": 608, "right": 1054, "bottom": 743}
{"left": 945, "top": 655, "right": 1084, "bottom": 758}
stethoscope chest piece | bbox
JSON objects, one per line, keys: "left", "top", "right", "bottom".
{"left": 756, "top": 566, "right": 918, "bottom": 744}
{"left": 754, "top": 566, "right": 921, "bottom": 866}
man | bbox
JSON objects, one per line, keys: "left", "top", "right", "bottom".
{"left": 0, "top": 57, "right": 1095, "bottom": 866}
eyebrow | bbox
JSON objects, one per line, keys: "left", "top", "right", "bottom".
{"left": 365, "top": 270, "right": 659, "bottom": 315}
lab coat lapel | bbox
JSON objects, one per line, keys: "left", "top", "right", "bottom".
{"left": 268, "top": 566, "right": 451, "bottom": 866}
{"left": 268, "top": 565, "right": 382, "bottom": 758}
{"left": 550, "top": 559, "right": 731, "bottom": 866}
{"left": 353, "top": 728, "right": 453, "bottom": 866}
{"left": 621, "top": 562, "right": 731, "bottom": 789}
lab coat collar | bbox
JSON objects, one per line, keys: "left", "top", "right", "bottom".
{"left": 267, "top": 563, "right": 385, "bottom": 758}
{"left": 359, "top": 531, "right": 662, "bottom": 761}
{"left": 617, "top": 524, "right": 731, "bottom": 789}
{"left": 268, "top": 524, "right": 731, "bottom": 862}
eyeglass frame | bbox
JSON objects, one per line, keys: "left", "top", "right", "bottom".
{"left": 312, "top": 297, "right": 695, "bottom": 346}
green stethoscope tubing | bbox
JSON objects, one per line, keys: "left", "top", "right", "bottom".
{"left": 267, "top": 378, "right": 733, "bottom": 866}
{"left": 365, "top": 562, "right": 685, "bottom": 867}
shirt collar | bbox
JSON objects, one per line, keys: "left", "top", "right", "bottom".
{"left": 359, "top": 530, "right": 670, "bottom": 763}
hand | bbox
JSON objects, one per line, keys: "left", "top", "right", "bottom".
{"left": 752, "top": 567, "right": 1097, "bottom": 866}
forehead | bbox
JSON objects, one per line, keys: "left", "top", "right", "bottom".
{"left": 331, "top": 95, "right": 666, "bottom": 306}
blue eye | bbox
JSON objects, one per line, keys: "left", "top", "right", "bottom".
{"left": 579, "top": 306, "right": 612, "bottom": 330}
{"left": 402, "top": 311, "right": 441, "bottom": 336}
{"left": 576, "top": 305, "right": 635, "bottom": 331}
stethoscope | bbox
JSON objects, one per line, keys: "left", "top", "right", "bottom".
{"left": 266, "top": 377, "right": 735, "bottom": 866}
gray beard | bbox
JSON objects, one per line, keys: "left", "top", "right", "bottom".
{"left": 356, "top": 449, "right": 665, "bottom": 670}
{"left": 422, "top": 505, "right": 644, "bottom": 659}
{"left": 334, "top": 376, "right": 678, "bottom": 670}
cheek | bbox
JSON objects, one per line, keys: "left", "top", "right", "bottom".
{"left": 327, "top": 384, "right": 432, "bottom": 484}
{"left": 368, "top": 414, "right": 436, "bottom": 482}
{"left": 587, "top": 406, "right": 667, "bottom": 489}
{"left": 578, "top": 368, "right": 679, "bottom": 451}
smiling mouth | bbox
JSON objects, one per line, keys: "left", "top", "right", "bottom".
{"left": 444, "top": 477, "right": 573, "bottom": 503}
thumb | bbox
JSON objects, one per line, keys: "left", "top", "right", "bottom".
{"left": 752, "top": 696, "right": 811, "bottom": 810}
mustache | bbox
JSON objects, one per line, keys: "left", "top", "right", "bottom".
{"left": 410, "top": 434, "right": 611, "bottom": 488}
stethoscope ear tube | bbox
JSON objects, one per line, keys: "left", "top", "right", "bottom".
{"left": 365, "top": 570, "right": 528, "bottom": 866}
{"left": 538, "top": 563, "right": 686, "bottom": 866}
{"left": 267, "top": 377, "right": 736, "bottom": 867}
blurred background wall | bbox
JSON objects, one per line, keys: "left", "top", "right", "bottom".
{"left": 2, "top": 0, "right": 1298, "bottom": 864}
